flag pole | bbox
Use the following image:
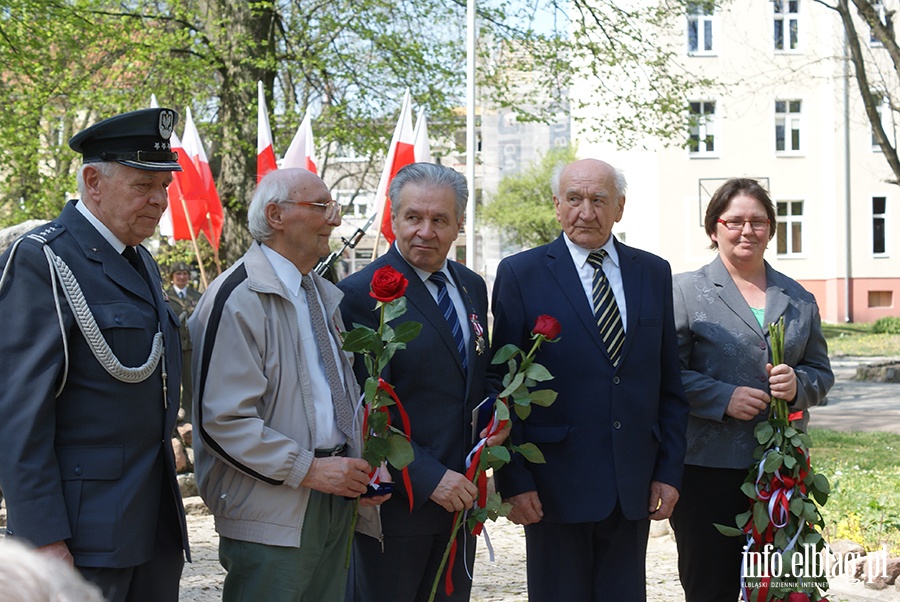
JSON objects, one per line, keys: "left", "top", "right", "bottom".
{"left": 204, "top": 215, "right": 223, "bottom": 277}
{"left": 465, "top": 0, "right": 476, "bottom": 269}
{"left": 180, "top": 196, "right": 209, "bottom": 289}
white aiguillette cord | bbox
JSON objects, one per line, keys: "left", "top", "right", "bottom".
{"left": 0, "top": 235, "right": 166, "bottom": 403}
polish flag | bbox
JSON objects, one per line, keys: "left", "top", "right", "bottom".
{"left": 374, "top": 89, "right": 416, "bottom": 244}
{"left": 282, "top": 109, "right": 318, "bottom": 174}
{"left": 181, "top": 107, "right": 224, "bottom": 250}
{"left": 413, "top": 110, "right": 432, "bottom": 164}
{"left": 257, "top": 81, "right": 277, "bottom": 182}
{"left": 151, "top": 95, "right": 208, "bottom": 244}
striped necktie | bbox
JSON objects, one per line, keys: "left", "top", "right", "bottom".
{"left": 429, "top": 271, "right": 467, "bottom": 371}
{"left": 301, "top": 275, "right": 354, "bottom": 439}
{"left": 587, "top": 250, "right": 624, "bottom": 367}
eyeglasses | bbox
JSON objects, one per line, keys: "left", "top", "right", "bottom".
{"left": 717, "top": 218, "right": 770, "bottom": 232}
{"left": 279, "top": 199, "right": 340, "bottom": 221}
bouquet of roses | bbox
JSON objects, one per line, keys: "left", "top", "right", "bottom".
{"left": 340, "top": 265, "right": 422, "bottom": 562}
{"left": 428, "top": 314, "right": 561, "bottom": 601}
{"left": 716, "top": 317, "right": 831, "bottom": 602}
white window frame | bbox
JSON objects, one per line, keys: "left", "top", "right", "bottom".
{"left": 688, "top": 100, "right": 717, "bottom": 157}
{"left": 775, "top": 99, "right": 802, "bottom": 154}
{"left": 873, "top": 195, "right": 889, "bottom": 256}
{"left": 687, "top": 2, "right": 716, "bottom": 56}
{"left": 776, "top": 200, "right": 804, "bottom": 256}
{"left": 870, "top": 0, "right": 886, "bottom": 46}
{"left": 774, "top": 0, "right": 800, "bottom": 52}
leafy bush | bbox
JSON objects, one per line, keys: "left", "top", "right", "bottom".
{"left": 872, "top": 316, "right": 900, "bottom": 334}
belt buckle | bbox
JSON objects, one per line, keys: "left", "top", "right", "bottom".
{"left": 330, "top": 445, "right": 344, "bottom": 457}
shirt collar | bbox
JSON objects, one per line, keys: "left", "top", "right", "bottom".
{"left": 75, "top": 199, "right": 128, "bottom": 254}
{"left": 563, "top": 232, "right": 620, "bottom": 270}
{"left": 260, "top": 243, "right": 303, "bottom": 295}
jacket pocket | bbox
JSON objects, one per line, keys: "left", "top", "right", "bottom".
{"left": 58, "top": 446, "right": 123, "bottom": 552}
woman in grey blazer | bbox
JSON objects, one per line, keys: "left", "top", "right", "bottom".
{"left": 670, "top": 178, "right": 834, "bottom": 602}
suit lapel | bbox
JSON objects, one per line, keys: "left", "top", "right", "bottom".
{"left": 545, "top": 236, "right": 607, "bottom": 356}
{"left": 616, "top": 239, "right": 641, "bottom": 365}
{"left": 709, "top": 256, "right": 766, "bottom": 340}
{"left": 763, "top": 263, "right": 791, "bottom": 328}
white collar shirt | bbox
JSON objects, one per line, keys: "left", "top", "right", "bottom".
{"left": 563, "top": 233, "right": 627, "bottom": 330}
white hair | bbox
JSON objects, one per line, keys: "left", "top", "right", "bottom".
{"left": 0, "top": 538, "right": 105, "bottom": 602}
{"left": 247, "top": 168, "right": 318, "bottom": 242}
{"left": 550, "top": 162, "right": 627, "bottom": 198}
{"left": 75, "top": 162, "right": 118, "bottom": 197}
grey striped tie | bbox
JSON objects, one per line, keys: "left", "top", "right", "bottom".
{"left": 587, "top": 250, "right": 624, "bottom": 367}
{"left": 301, "top": 276, "right": 354, "bottom": 439}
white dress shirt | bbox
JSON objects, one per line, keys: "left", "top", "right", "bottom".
{"left": 261, "top": 244, "right": 344, "bottom": 449}
{"left": 563, "top": 233, "right": 628, "bottom": 330}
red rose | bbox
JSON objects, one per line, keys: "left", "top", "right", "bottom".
{"left": 532, "top": 314, "right": 561, "bottom": 340}
{"left": 369, "top": 265, "right": 408, "bottom": 302}
{"left": 787, "top": 594, "right": 810, "bottom": 602}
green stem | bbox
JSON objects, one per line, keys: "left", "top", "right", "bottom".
{"left": 427, "top": 510, "right": 467, "bottom": 602}
{"left": 345, "top": 496, "right": 360, "bottom": 568}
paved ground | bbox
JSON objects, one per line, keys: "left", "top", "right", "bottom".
{"left": 808, "top": 356, "right": 900, "bottom": 435}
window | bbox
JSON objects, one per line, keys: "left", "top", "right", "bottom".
{"left": 774, "top": 0, "right": 800, "bottom": 51}
{"left": 873, "top": 196, "right": 887, "bottom": 254}
{"left": 868, "top": 291, "right": 893, "bottom": 308}
{"left": 688, "top": 101, "right": 716, "bottom": 155}
{"left": 775, "top": 100, "right": 802, "bottom": 153}
{"left": 870, "top": 0, "right": 887, "bottom": 46}
{"left": 776, "top": 201, "right": 803, "bottom": 255}
{"left": 871, "top": 91, "right": 895, "bottom": 150}
{"left": 687, "top": 1, "right": 715, "bottom": 54}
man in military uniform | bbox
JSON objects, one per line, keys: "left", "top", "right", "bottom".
{"left": 166, "top": 261, "right": 202, "bottom": 423}
{"left": 0, "top": 108, "right": 190, "bottom": 602}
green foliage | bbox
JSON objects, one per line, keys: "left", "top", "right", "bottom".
{"left": 481, "top": 145, "right": 577, "bottom": 248}
{"left": 872, "top": 316, "right": 900, "bottom": 334}
{"left": 809, "top": 429, "right": 900, "bottom": 555}
{"left": 821, "top": 322, "right": 900, "bottom": 356}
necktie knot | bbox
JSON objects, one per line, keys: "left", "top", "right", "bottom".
{"left": 587, "top": 249, "right": 608, "bottom": 270}
{"left": 428, "top": 271, "right": 447, "bottom": 288}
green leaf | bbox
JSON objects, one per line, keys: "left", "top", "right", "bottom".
{"left": 753, "top": 500, "right": 770, "bottom": 533}
{"left": 499, "top": 371, "right": 525, "bottom": 398}
{"left": 491, "top": 344, "right": 520, "bottom": 365}
{"left": 514, "top": 442, "right": 546, "bottom": 464}
{"left": 735, "top": 510, "right": 752, "bottom": 528}
{"left": 342, "top": 327, "right": 378, "bottom": 353}
{"left": 514, "top": 404, "right": 532, "bottom": 420}
{"left": 364, "top": 378, "right": 380, "bottom": 405}
{"left": 790, "top": 496, "right": 805, "bottom": 517}
{"left": 386, "top": 434, "right": 414, "bottom": 469}
{"left": 763, "top": 451, "right": 783, "bottom": 473}
{"left": 366, "top": 435, "right": 390, "bottom": 458}
{"left": 529, "top": 389, "right": 557, "bottom": 407}
{"left": 393, "top": 321, "right": 422, "bottom": 344}
{"left": 494, "top": 399, "right": 510, "bottom": 421}
{"left": 740, "top": 481, "right": 758, "bottom": 500}
{"left": 368, "top": 409, "right": 388, "bottom": 434}
{"left": 784, "top": 426, "right": 798, "bottom": 438}
{"left": 524, "top": 362, "right": 553, "bottom": 382}
{"left": 774, "top": 527, "right": 789, "bottom": 549}
{"left": 813, "top": 473, "right": 831, "bottom": 495}
{"left": 755, "top": 422, "right": 774, "bottom": 444}
{"left": 485, "top": 445, "right": 511, "bottom": 464}
{"left": 783, "top": 454, "right": 797, "bottom": 470}
{"left": 714, "top": 524, "right": 744, "bottom": 537}
{"left": 382, "top": 297, "right": 407, "bottom": 322}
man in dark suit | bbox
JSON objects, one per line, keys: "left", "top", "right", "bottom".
{"left": 0, "top": 108, "right": 189, "bottom": 602}
{"left": 491, "top": 158, "right": 689, "bottom": 601}
{"left": 339, "top": 163, "right": 500, "bottom": 602}
{"left": 165, "top": 261, "right": 202, "bottom": 422}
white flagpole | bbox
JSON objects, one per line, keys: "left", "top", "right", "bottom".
{"left": 465, "top": 0, "right": 476, "bottom": 269}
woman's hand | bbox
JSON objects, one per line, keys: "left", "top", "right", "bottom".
{"left": 767, "top": 362, "right": 797, "bottom": 402}
{"left": 725, "top": 386, "right": 770, "bottom": 421}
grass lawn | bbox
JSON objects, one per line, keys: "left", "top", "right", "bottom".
{"left": 822, "top": 322, "right": 900, "bottom": 357}
{"left": 809, "top": 429, "right": 900, "bottom": 555}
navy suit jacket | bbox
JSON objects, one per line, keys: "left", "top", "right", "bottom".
{"left": 338, "top": 245, "right": 495, "bottom": 535}
{"left": 491, "top": 234, "right": 689, "bottom": 522}
{"left": 0, "top": 201, "right": 188, "bottom": 567}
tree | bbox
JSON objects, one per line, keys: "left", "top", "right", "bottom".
{"left": 814, "top": 0, "right": 900, "bottom": 185}
{"left": 481, "top": 145, "right": 578, "bottom": 247}
{"left": 0, "top": 0, "right": 710, "bottom": 263}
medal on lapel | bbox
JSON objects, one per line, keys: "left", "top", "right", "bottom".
{"left": 469, "top": 314, "right": 485, "bottom": 355}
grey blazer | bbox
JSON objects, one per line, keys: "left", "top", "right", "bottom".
{"left": 672, "top": 256, "right": 833, "bottom": 469}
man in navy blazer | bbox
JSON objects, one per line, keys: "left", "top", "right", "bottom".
{"left": 0, "top": 109, "right": 189, "bottom": 602}
{"left": 491, "top": 159, "right": 689, "bottom": 601}
{"left": 339, "top": 163, "right": 501, "bottom": 601}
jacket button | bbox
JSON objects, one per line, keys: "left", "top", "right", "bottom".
{"left": 613, "top": 376, "right": 620, "bottom": 385}
{"left": 74, "top": 466, "right": 83, "bottom": 476}
{"left": 759, "top": 342, "right": 767, "bottom": 350}
{"left": 613, "top": 421, "right": 621, "bottom": 429}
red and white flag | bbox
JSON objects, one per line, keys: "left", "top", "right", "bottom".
{"left": 282, "top": 109, "right": 318, "bottom": 174}
{"left": 151, "top": 96, "right": 208, "bottom": 244}
{"left": 413, "top": 110, "right": 432, "bottom": 164}
{"left": 257, "top": 81, "right": 277, "bottom": 182}
{"left": 374, "top": 89, "right": 416, "bottom": 244}
{"left": 181, "top": 107, "right": 224, "bottom": 250}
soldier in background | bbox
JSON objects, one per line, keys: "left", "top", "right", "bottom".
{"left": 166, "top": 261, "right": 201, "bottom": 423}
